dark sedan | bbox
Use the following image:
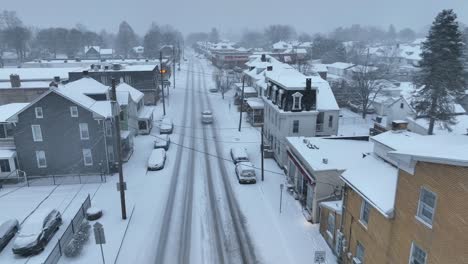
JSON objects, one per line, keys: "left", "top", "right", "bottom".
{"left": 12, "top": 209, "right": 62, "bottom": 256}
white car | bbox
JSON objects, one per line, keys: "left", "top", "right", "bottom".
{"left": 230, "top": 147, "right": 249, "bottom": 164}
{"left": 201, "top": 110, "right": 213, "bottom": 124}
{"left": 160, "top": 117, "right": 173, "bottom": 134}
{"left": 235, "top": 162, "right": 257, "bottom": 184}
{"left": 148, "top": 149, "right": 167, "bottom": 170}
{"left": 154, "top": 135, "right": 170, "bottom": 150}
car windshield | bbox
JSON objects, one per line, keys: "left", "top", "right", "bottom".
{"left": 19, "top": 219, "right": 43, "bottom": 236}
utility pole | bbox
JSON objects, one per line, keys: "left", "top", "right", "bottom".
{"left": 111, "top": 78, "right": 127, "bottom": 220}
{"left": 160, "top": 51, "right": 166, "bottom": 115}
{"left": 261, "top": 125, "right": 265, "bottom": 181}
{"left": 173, "top": 46, "right": 176, "bottom": 89}
{"left": 238, "top": 75, "right": 245, "bottom": 132}
{"left": 177, "top": 41, "right": 181, "bottom": 71}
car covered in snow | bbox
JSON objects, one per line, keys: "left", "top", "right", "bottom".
{"left": 0, "top": 219, "right": 19, "bottom": 251}
{"left": 160, "top": 117, "right": 173, "bottom": 134}
{"left": 154, "top": 134, "right": 171, "bottom": 150}
{"left": 230, "top": 147, "right": 249, "bottom": 164}
{"left": 201, "top": 110, "right": 213, "bottom": 124}
{"left": 235, "top": 162, "right": 257, "bottom": 184}
{"left": 148, "top": 149, "right": 167, "bottom": 170}
{"left": 12, "top": 209, "right": 62, "bottom": 256}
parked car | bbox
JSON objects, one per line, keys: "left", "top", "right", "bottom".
{"left": 0, "top": 219, "right": 19, "bottom": 251}
{"left": 160, "top": 117, "right": 173, "bottom": 134}
{"left": 235, "top": 162, "right": 257, "bottom": 184}
{"left": 209, "top": 87, "right": 218, "bottom": 93}
{"left": 154, "top": 134, "right": 171, "bottom": 150}
{"left": 201, "top": 110, "right": 213, "bottom": 124}
{"left": 12, "top": 209, "right": 62, "bottom": 256}
{"left": 230, "top": 147, "right": 249, "bottom": 164}
{"left": 148, "top": 149, "right": 167, "bottom": 170}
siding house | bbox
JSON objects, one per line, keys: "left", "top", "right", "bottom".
{"left": 0, "top": 103, "right": 28, "bottom": 179}
{"left": 7, "top": 77, "right": 120, "bottom": 177}
{"left": 263, "top": 66, "right": 339, "bottom": 168}
{"left": 285, "top": 137, "right": 372, "bottom": 223}
{"left": 68, "top": 63, "right": 166, "bottom": 105}
{"left": 338, "top": 131, "right": 468, "bottom": 264}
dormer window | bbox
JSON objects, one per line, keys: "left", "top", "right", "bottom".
{"left": 272, "top": 85, "right": 278, "bottom": 103}
{"left": 278, "top": 89, "right": 284, "bottom": 108}
{"left": 292, "top": 92, "right": 303, "bottom": 110}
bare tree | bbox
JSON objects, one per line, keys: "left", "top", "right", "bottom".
{"left": 349, "top": 64, "right": 383, "bottom": 119}
{"left": 0, "top": 10, "right": 30, "bottom": 62}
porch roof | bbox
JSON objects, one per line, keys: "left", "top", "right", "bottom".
{"left": 0, "top": 149, "right": 16, "bottom": 159}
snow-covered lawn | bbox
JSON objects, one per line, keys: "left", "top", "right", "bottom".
{"left": 338, "top": 108, "right": 374, "bottom": 136}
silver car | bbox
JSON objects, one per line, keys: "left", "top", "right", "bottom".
{"left": 201, "top": 110, "right": 213, "bottom": 124}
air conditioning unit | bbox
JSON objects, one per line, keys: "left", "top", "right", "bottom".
{"left": 352, "top": 258, "right": 362, "bottom": 264}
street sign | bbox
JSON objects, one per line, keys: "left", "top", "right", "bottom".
{"left": 314, "top": 251, "right": 326, "bottom": 263}
{"left": 280, "top": 184, "right": 284, "bottom": 190}
{"left": 116, "top": 182, "right": 127, "bottom": 191}
{"left": 93, "top": 222, "right": 106, "bottom": 244}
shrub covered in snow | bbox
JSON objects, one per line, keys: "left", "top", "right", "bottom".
{"left": 64, "top": 220, "right": 91, "bottom": 258}
{"left": 86, "top": 207, "right": 103, "bottom": 221}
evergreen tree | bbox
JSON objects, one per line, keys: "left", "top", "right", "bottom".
{"left": 412, "top": 9, "right": 466, "bottom": 134}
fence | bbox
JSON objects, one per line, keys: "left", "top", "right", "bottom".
{"left": 43, "top": 194, "right": 92, "bottom": 264}
{"left": 0, "top": 173, "right": 106, "bottom": 189}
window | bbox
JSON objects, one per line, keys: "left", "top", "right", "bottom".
{"left": 138, "top": 121, "right": 147, "bottom": 130}
{"left": 31, "top": 125, "right": 43, "bottom": 142}
{"left": 328, "top": 115, "right": 333, "bottom": 128}
{"left": 107, "top": 146, "right": 114, "bottom": 162}
{"left": 360, "top": 200, "right": 371, "bottom": 226}
{"left": 120, "top": 111, "right": 125, "bottom": 121}
{"left": 36, "top": 151, "right": 47, "bottom": 168}
{"left": 417, "top": 187, "right": 437, "bottom": 226}
{"left": 0, "top": 124, "right": 6, "bottom": 138}
{"left": 327, "top": 213, "right": 335, "bottom": 238}
{"left": 409, "top": 242, "right": 427, "bottom": 264}
{"left": 293, "top": 120, "right": 299, "bottom": 133}
{"left": 79, "top": 123, "right": 90, "bottom": 140}
{"left": 292, "top": 92, "right": 303, "bottom": 110}
{"left": 70, "top": 106, "right": 78, "bottom": 117}
{"left": 35, "top": 107, "right": 43, "bottom": 118}
{"left": 400, "top": 102, "right": 404, "bottom": 109}
{"left": 0, "top": 159, "right": 11, "bottom": 172}
{"left": 355, "top": 242, "right": 365, "bottom": 263}
{"left": 83, "top": 149, "right": 93, "bottom": 166}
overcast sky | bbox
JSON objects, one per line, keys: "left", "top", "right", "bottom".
{"left": 3, "top": 0, "right": 468, "bottom": 36}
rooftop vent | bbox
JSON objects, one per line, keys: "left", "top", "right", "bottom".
{"left": 322, "top": 158, "right": 328, "bottom": 164}
{"left": 267, "top": 66, "right": 273, "bottom": 71}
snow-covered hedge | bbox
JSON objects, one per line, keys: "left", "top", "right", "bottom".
{"left": 64, "top": 220, "right": 91, "bottom": 258}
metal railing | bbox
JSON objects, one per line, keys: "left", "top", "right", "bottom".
{"left": 43, "top": 194, "right": 92, "bottom": 264}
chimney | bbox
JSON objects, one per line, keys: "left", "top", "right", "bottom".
{"left": 54, "top": 76, "right": 60, "bottom": 83}
{"left": 90, "top": 64, "right": 95, "bottom": 70}
{"left": 305, "top": 78, "right": 312, "bottom": 90}
{"left": 391, "top": 120, "right": 408, "bottom": 131}
{"left": 10, "top": 74, "right": 21, "bottom": 88}
{"left": 83, "top": 70, "right": 89, "bottom": 77}
{"left": 104, "top": 65, "right": 109, "bottom": 71}
{"left": 267, "top": 66, "right": 273, "bottom": 71}
{"left": 261, "top": 54, "right": 266, "bottom": 62}
{"left": 322, "top": 158, "right": 328, "bottom": 164}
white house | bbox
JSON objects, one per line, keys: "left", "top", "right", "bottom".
{"left": 263, "top": 66, "right": 339, "bottom": 168}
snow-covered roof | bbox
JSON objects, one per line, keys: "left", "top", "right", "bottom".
{"left": 0, "top": 103, "right": 29, "bottom": 122}
{"left": 100, "top": 49, "right": 114, "bottom": 55}
{"left": 117, "top": 82, "right": 144, "bottom": 103}
{"left": 72, "top": 64, "right": 157, "bottom": 73}
{"left": 0, "top": 81, "right": 51, "bottom": 89}
{"left": 0, "top": 68, "right": 78, "bottom": 81}
{"left": 116, "top": 91, "right": 130, "bottom": 106}
{"left": 326, "top": 62, "right": 355, "bottom": 70}
{"left": 246, "top": 98, "right": 264, "bottom": 109}
{"left": 319, "top": 200, "right": 343, "bottom": 213}
{"left": 341, "top": 153, "right": 398, "bottom": 217}
{"left": 272, "top": 41, "right": 292, "bottom": 50}
{"left": 62, "top": 77, "right": 109, "bottom": 94}
{"left": 311, "top": 64, "right": 328, "bottom": 73}
{"left": 55, "top": 87, "right": 113, "bottom": 118}
{"left": 286, "top": 137, "right": 373, "bottom": 171}
{"left": 85, "top": 46, "right": 100, "bottom": 53}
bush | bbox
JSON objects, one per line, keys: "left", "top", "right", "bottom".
{"left": 64, "top": 220, "right": 91, "bottom": 258}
